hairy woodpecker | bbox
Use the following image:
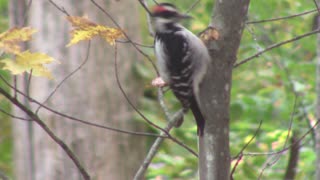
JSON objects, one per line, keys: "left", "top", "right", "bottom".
{"left": 151, "top": 3, "right": 210, "bottom": 136}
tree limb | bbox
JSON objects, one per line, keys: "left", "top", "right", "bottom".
{"left": 234, "top": 29, "right": 320, "bottom": 68}
{"left": 199, "top": 1, "right": 250, "bottom": 179}
{"left": 0, "top": 87, "right": 90, "bottom": 180}
{"left": 247, "top": 9, "right": 317, "bottom": 24}
{"left": 283, "top": 132, "right": 300, "bottom": 180}
{"left": 0, "top": 75, "right": 164, "bottom": 138}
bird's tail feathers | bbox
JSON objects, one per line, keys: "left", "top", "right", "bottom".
{"left": 190, "top": 97, "right": 205, "bottom": 136}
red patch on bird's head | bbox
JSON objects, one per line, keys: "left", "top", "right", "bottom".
{"left": 153, "top": 5, "right": 169, "bottom": 14}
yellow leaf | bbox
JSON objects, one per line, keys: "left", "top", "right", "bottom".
{"left": 1, "top": 51, "right": 57, "bottom": 79}
{"left": 66, "top": 16, "right": 124, "bottom": 46}
{"left": 67, "top": 16, "right": 97, "bottom": 29}
{"left": 0, "top": 27, "right": 37, "bottom": 54}
{"left": 67, "top": 27, "right": 98, "bottom": 47}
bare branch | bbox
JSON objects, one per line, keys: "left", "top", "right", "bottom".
{"left": 36, "top": 41, "right": 91, "bottom": 114}
{"left": 138, "top": 0, "right": 153, "bottom": 15}
{"left": 47, "top": 0, "right": 70, "bottom": 16}
{"left": 243, "top": 119, "right": 320, "bottom": 157}
{"left": 89, "top": 0, "right": 159, "bottom": 75}
{"left": 313, "top": 0, "right": 320, "bottom": 14}
{"left": 276, "top": 58, "right": 316, "bottom": 143}
{"left": 185, "top": 0, "right": 200, "bottom": 14}
{"left": 0, "top": 170, "right": 9, "bottom": 180}
{"left": 13, "top": 76, "right": 17, "bottom": 99}
{"left": 0, "top": 75, "right": 164, "bottom": 138}
{"left": 230, "top": 154, "right": 242, "bottom": 180}
{"left": 26, "top": 70, "right": 32, "bottom": 97}
{"left": 258, "top": 95, "right": 298, "bottom": 179}
{"left": 114, "top": 43, "right": 197, "bottom": 154}
{"left": 139, "top": 0, "right": 155, "bottom": 36}
{"left": 116, "top": 39, "right": 154, "bottom": 48}
{"left": 157, "top": 88, "right": 198, "bottom": 156}
{"left": 247, "top": 9, "right": 317, "bottom": 24}
{"left": 134, "top": 93, "right": 191, "bottom": 180}
{"left": 230, "top": 120, "right": 262, "bottom": 179}
{"left": 114, "top": 43, "right": 167, "bottom": 133}
{"left": 0, "top": 107, "right": 30, "bottom": 121}
{"left": 234, "top": 29, "right": 320, "bottom": 68}
{"left": 0, "top": 87, "right": 90, "bottom": 180}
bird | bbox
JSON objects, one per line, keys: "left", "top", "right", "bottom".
{"left": 151, "top": 3, "right": 210, "bottom": 136}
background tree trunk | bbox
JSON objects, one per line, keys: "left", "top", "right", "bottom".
{"left": 283, "top": 132, "right": 300, "bottom": 180}
{"left": 199, "top": 1, "right": 250, "bottom": 179}
{"left": 11, "top": 0, "right": 145, "bottom": 179}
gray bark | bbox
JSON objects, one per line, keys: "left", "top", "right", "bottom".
{"left": 11, "top": 0, "right": 145, "bottom": 179}
{"left": 199, "top": 1, "right": 250, "bottom": 179}
{"left": 9, "top": 0, "right": 34, "bottom": 179}
{"left": 284, "top": 132, "right": 299, "bottom": 180}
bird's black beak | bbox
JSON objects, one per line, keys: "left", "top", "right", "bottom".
{"left": 177, "top": 13, "right": 192, "bottom": 19}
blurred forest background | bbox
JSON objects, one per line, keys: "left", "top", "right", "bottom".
{"left": 0, "top": 0, "right": 319, "bottom": 179}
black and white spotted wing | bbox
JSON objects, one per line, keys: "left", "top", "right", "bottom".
{"left": 155, "top": 30, "right": 194, "bottom": 110}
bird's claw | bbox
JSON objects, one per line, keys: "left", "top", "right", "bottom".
{"left": 151, "top": 77, "right": 167, "bottom": 87}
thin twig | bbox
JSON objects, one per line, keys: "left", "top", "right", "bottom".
{"left": 258, "top": 95, "right": 298, "bottom": 179}
{"left": 138, "top": 0, "right": 153, "bottom": 15}
{"left": 230, "top": 154, "right": 242, "bottom": 180}
{"left": 0, "top": 74, "right": 164, "bottom": 138}
{"left": 133, "top": 89, "right": 197, "bottom": 180}
{"left": 26, "top": 70, "right": 32, "bottom": 97}
{"left": 13, "top": 76, "right": 17, "bottom": 99}
{"left": 134, "top": 107, "right": 186, "bottom": 180}
{"left": 0, "top": 107, "right": 30, "bottom": 121}
{"left": 36, "top": 42, "right": 91, "bottom": 114}
{"left": 116, "top": 40, "right": 154, "bottom": 48}
{"left": 47, "top": 0, "right": 70, "bottom": 16}
{"left": 115, "top": 43, "right": 197, "bottom": 154}
{"left": 276, "top": 44, "right": 316, "bottom": 143}
{"left": 0, "top": 87, "right": 90, "bottom": 180}
{"left": 234, "top": 29, "right": 320, "bottom": 68}
{"left": 89, "top": 0, "right": 159, "bottom": 75}
{"left": 313, "top": 0, "right": 320, "bottom": 14}
{"left": 277, "top": 58, "right": 316, "bottom": 144}
{"left": 114, "top": 43, "right": 167, "bottom": 133}
{"left": 157, "top": 88, "right": 197, "bottom": 156}
{"left": 0, "top": 170, "right": 9, "bottom": 180}
{"left": 247, "top": 9, "right": 317, "bottom": 24}
{"left": 243, "top": 119, "right": 320, "bottom": 157}
{"left": 230, "top": 120, "right": 263, "bottom": 179}
{"left": 185, "top": 0, "right": 200, "bottom": 14}
{"left": 22, "top": 0, "right": 33, "bottom": 27}
{"left": 139, "top": 0, "right": 155, "bottom": 36}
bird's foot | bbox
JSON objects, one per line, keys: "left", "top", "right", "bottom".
{"left": 151, "top": 77, "right": 167, "bottom": 87}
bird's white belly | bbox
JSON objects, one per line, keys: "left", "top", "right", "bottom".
{"left": 155, "top": 41, "right": 170, "bottom": 83}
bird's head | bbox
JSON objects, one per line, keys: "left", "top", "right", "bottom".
{"left": 151, "top": 3, "right": 191, "bottom": 25}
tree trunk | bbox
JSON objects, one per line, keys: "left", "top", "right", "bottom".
{"left": 9, "top": 0, "right": 34, "bottom": 179}
{"left": 11, "top": 0, "right": 145, "bottom": 179}
{"left": 199, "top": 1, "right": 250, "bottom": 179}
{"left": 284, "top": 132, "right": 300, "bottom": 180}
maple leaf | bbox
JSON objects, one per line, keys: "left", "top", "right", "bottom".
{"left": 0, "top": 27, "right": 37, "bottom": 54}
{"left": 1, "top": 51, "right": 58, "bottom": 79}
{"left": 66, "top": 16, "right": 124, "bottom": 46}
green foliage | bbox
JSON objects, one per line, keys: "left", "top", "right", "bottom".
{"left": 0, "top": 0, "right": 12, "bottom": 178}
{"left": 138, "top": 0, "right": 319, "bottom": 179}
{"left": 0, "top": 0, "right": 7, "bottom": 32}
